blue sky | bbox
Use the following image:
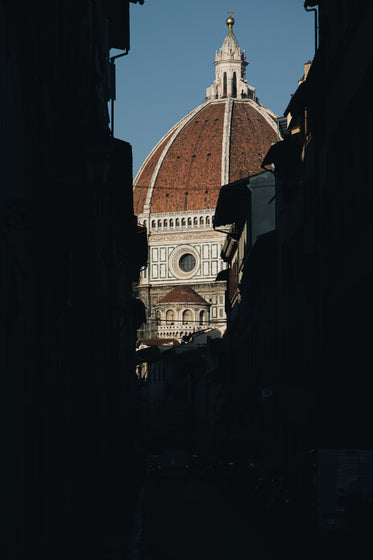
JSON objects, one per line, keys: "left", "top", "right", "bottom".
{"left": 112, "top": 0, "right": 314, "bottom": 177}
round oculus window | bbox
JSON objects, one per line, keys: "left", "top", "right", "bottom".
{"left": 169, "top": 245, "right": 199, "bottom": 279}
{"left": 179, "top": 253, "right": 196, "bottom": 273}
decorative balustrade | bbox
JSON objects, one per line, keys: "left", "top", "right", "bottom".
{"left": 157, "top": 323, "right": 206, "bottom": 340}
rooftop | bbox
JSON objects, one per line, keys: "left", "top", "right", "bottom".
{"left": 157, "top": 285, "right": 209, "bottom": 305}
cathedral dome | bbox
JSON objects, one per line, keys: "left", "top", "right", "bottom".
{"left": 133, "top": 99, "right": 279, "bottom": 216}
{"left": 134, "top": 15, "right": 280, "bottom": 341}
{"left": 133, "top": 17, "right": 280, "bottom": 217}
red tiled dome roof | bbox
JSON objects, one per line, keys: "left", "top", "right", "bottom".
{"left": 138, "top": 338, "right": 180, "bottom": 347}
{"left": 133, "top": 98, "right": 280, "bottom": 216}
{"left": 158, "top": 285, "right": 208, "bottom": 305}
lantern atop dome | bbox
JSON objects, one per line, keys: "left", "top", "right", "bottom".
{"left": 206, "top": 14, "right": 254, "bottom": 101}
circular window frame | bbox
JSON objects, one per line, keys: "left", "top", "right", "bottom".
{"left": 169, "top": 245, "right": 199, "bottom": 279}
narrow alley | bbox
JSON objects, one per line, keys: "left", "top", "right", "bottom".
{"left": 2, "top": 3, "right": 373, "bottom": 560}
{"left": 128, "top": 454, "right": 359, "bottom": 560}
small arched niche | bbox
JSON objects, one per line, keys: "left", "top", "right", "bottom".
{"left": 182, "top": 309, "right": 193, "bottom": 324}
{"left": 166, "top": 309, "right": 175, "bottom": 325}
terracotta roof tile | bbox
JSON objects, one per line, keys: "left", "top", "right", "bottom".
{"left": 133, "top": 129, "right": 173, "bottom": 215}
{"left": 229, "top": 102, "right": 279, "bottom": 181}
{"left": 158, "top": 285, "right": 209, "bottom": 305}
{"left": 133, "top": 99, "right": 279, "bottom": 215}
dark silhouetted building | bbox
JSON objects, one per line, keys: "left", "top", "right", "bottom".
{"left": 212, "top": 2, "right": 373, "bottom": 531}
{"left": 262, "top": 1, "right": 373, "bottom": 458}
{"left": 1, "top": 2, "right": 145, "bottom": 559}
{"left": 214, "top": 171, "right": 277, "bottom": 460}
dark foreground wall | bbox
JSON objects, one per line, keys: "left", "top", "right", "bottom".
{"left": 0, "top": 2, "right": 146, "bottom": 558}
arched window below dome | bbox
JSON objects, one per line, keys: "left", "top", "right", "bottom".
{"left": 193, "top": 217, "right": 198, "bottom": 226}
{"left": 176, "top": 218, "right": 180, "bottom": 227}
{"left": 182, "top": 309, "right": 193, "bottom": 324}
{"left": 232, "top": 72, "right": 237, "bottom": 98}
{"left": 200, "top": 217, "right": 204, "bottom": 226}
{"left": 166, "top": 310, "right": 175, "bottom": 325}
{"left": 163, "top": 219, "right": 168, "bottom": 228}
{"left": 152, "top": 220, "right": 156, "bottom": 229}
{"left": 170, "top": 219, "right": 174, "bottom": 228}
{"left": 199, "top": 310, "right": 206, "bottom": 325}
{"left": 158, "top": 219, "right": 162, "bottom": 228}
{"left": 181, "top": 218, "right": 186, "bottom": 227}
{"left": 187, "top": 217, "right": 192, "bottom": 226}
{"left": 206, "top": 216, "right": 211, "bottom": 225}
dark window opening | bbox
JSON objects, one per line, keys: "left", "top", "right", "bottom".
{"left": 179, "top": 253, "right": 196, "bottom": 272}
{"left": 232, "top": 72, "right": 237, "bottom": 98}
